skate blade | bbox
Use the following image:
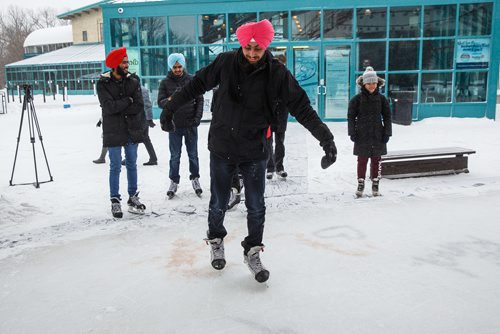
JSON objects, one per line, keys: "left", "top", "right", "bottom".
{"left": 128, "top": 207, "right": 145, "bottom": 215}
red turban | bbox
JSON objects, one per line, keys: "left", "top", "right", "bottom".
{"left": 235, "top": 19, "right": 275, "bottom": 49}
{"left": 105, "top": 47, "right": 128, "bottom": 68}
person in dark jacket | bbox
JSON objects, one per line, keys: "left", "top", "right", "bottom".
{"left": 347, "top": 66, "right": 392, "bottom": 197}
{"left": 266, "top": 53, "right": 289, "bottom": 179}
{"left": 96, "top": 47, "right": 147, "bottom": 218}
{"left": 158, "top": 53, "right": 204, "bottom": 198}
{"left": 140, "top": 84, "right": 158, "bottom": 165}
{"left": 160, "top": 20, "right": 337, "bottom": 283}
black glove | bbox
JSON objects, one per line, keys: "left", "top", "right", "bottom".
{"left": 148, "top": 120, "right": 156, "bottom": 128}
{"left": 96, "top": 120, "right": 102, "bottom": 127}
{"left": 382, "top": 134, "right": 391, "bottom": 144}
{"left": 350, "top": 135, "right": 357, "bottom": 143}
{"left": 160, "top": 108, "right": 175, "bottom": 132}
{"left": 321, "top": 141, "right": 337, "bottom": 169}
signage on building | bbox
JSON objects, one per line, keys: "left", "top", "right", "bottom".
{"left": 456, "top": 38, "right": 490, "bottom": 69}
{"left": 127, "top": 49, "right": 141, "bottom": 75}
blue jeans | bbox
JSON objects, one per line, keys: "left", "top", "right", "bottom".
{"left": 169, "top": 127, "right": 200, "bottom": 184}
{"left": 207, "top": 153, "right": 267, "bottom": 248}
{"left": 108, "top": 141, "right": 138, "bottom": 199}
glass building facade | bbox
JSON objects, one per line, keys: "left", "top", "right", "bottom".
{"left": 100, "top": 0, "right": 499, "bottom": 120}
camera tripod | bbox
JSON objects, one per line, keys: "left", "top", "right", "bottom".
{"left": 9, "top": 85, "right": 53, "bottom": 188}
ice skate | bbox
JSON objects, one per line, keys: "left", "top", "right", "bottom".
{"left": 372, "top": 178, "right": 380, "bottom": 197}
{"left": 277, "top": 170, "right": 288, "bottom": 178}
{"left": 243, "top": 245, "right": 270, "bottom": 283}
{"left": 110, "top": 197, "right": 123, "bottom": 218}
{"left": 227, "top": 187, "right": 241, "bottom": 210}
{"left": 356, "top": 178, "right": 365, "bottom": 198}
{"left": 167, "top": 181, "right": 178, "bottom": 199}
{"left": 191, "top": 177, "right": 203, "bottom": 196}
{"left": 127, "top": 191, "right": 146, "bottom": 214}
{"left": 205, "top": 237, "right": 226, "bottom": 270}
{"left": 266, "top": 172, "right": 273, "bottom": 180}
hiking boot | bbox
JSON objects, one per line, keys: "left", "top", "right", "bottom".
{"left": 167, "top": 181, "right": 178, "bottom": 199}
{"left": 205, "top": 237, "right": 226, "bottom": 270}
{"left": 111, "top": 197, "right": 123, "bottom": 218}
{"left": 356, "top": 178, "right": 365, "bottom": 198}
{"left": 191, "top": 177, "right": 202, "bottom": 196}
{"left": 277, "top": 170, "right": 288, "bottom": 178}
{"left": 127, "top": 191, "right": 146, "bottom": 214}
{"left": 372, "top": 178, "right": 380, "bottom": 197}
{"left": 243, "top": 244, "right": 270, "bottom": 283}
{"left": 266, "top": 172, "right": 274, "bottom": 180}
{"left": 227, "top": 187, "right": 241, "bottom": 210}
{"left": 143, "top": 160, "right": 157, "bottom": 166}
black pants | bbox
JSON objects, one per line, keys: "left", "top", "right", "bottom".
{"left": 143, "top": 126, "right": 157, "bottom": 162}
{"left": 266, "top": 131, "right": 286, "bottom": 172}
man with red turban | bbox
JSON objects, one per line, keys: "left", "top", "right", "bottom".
{"left": 97, "top": 47, "right": 147, "bottom": 218}
{"left": 160, "top": 19, "right": 337, "bottom": 283}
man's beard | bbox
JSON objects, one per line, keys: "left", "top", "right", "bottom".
{"left": 116, "top": 66, "right": 128, "bottom": 77}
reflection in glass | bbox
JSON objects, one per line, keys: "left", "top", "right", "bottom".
{"left": 110, "top": 18, "right": 137, "bottom": 47}
{"left": 169, "top": 47, "right": 197, "bottom": 75}
{"left": 455, "top": 72, "right": 487, "bottom": 102}
{"left": 323, "top": 9, "right": 353, "bottom": 39}
{"left": 143, "top": 78, "right": 162, "bottom": 107}
{"left": 421, "top": 73, "right": 452, "bottom": 103}
{"left": 199, "top": 14, "right": 227, "bottom": 44}
{"left": 198, "top": 45, "right": 225, "bottom": 69}
{"left": 390, "top": 6, "right": 420, "bottom": 38}
{"left": 424, "top": 5, "right": 456, "bottom": 37}
{"left": 141, "top": 48, "right": 168, "bottom": 77}
{"left": 357, "top": 8, "right": 387, "bottom": 39}
{"left": 358, "top": 41, "right": 385, "bottom": 71}
{"left": 229, "top": 13, "right": 257, "bottom": 42}
{"left": 459, "top": 3, "right": 493, "bottom": 36}
{"left": 389, "top": 40, "right": 419, "bottom": 70}
{"left": 422, "top": 40, "right": 454, "bottom": 70}
{"left": 388, "top": 73, "right": 418, "bottom": 102}
{"left": 293, "top": 47, "right": 319, "bottom": 110}
{"left": 140, "top": 17, "right": 166, "bottom": 46}
{"left": 291, "top": 10, "right": 321, "bottom": 40}
{"left": 169, "top": 16, "right": 196, "bottom": 45}
{"left": 324, "top": 45, "right": 351, "bottom": 119}
{"left": 260, "top": 12, "right": 289, "bottom": 41}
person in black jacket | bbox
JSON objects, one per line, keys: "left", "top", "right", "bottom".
{"left": 266, "top": 54, "right": 290, "bottom": 179}
{"left": 160, "top": 20, "right": 337, "bottom": 283}
{"left": 96, "top": 47, "right": 147, "bottom": 218}
{"left": 158, "top": 53, "right": 204, "bottom": 198}
{"left": 347, "top": 67, "right": 392, "bottom": 197}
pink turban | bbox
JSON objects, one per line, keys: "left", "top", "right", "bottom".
{"left": 235, "top": 19, "right": 275, "bottom": 49}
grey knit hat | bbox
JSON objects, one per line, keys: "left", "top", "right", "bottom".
{"left": 356, "top": 66, "right": 385, "bottom": 87}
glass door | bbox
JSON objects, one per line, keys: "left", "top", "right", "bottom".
{"left": 322, "top": 44, "right": 352, "bottom": 120}
{"left": 292, "top": 45, "right": 320, "bottom": 112}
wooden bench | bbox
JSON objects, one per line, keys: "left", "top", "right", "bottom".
{"left": 381, "top": 147, "right": 476, "bottom": 179}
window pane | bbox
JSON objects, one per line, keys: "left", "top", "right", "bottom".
{"left": 421, "top": 73, "right": 452, "bottom": 103}
{"left": 110, "top": 18, "right": 137, "bottom": 47}
{"left": 198, "top": 45, "right": 225, "bottom": 68}
{"left": 141, "top": 48, "right": 168, "bottom": 77}
{"left": 168, "top": 16, "right": 195, "bottom": 45}
{"left": 143, "top": 78, "right": 162, "bottom": 108}
{"left": 199, "top": 14, "right": 226, "bottom": 44}
{"left": 390, "top": 6, "right": 420, "bottom": 38}
{"left": 357, "top": 8, "right": 387, "bottom": 39}
{"left": 260, "top": 12, "right": 289, "bottom": 41}
{"left": 389, "top": 40, "right": 419, "bottom": 70}
{"left": 388, "top": 73, "right": 418, "bottom": 102}
{"left": 424, "top": 5, "right": 456, "bottom": 37}
{"left": 455, "top": 71, "right": 487, "bottom": 102}
{"left": 169, "top": 47, "right": 197, "bottom": 75}
{"left": 422, "top": 39, "right": 454, "bottom": 70}
{"left": 459, "top": 3, "right": 493, "bottom": 36}
{"left": 228, "top": 13, "right": 257, "bottom": 42}
{"left": 358, "top": 41, "right": 385, "bottom": 71}
{"left": 140, "top": 17, "right": 166, "bottom": 46}
{"left": 291, "top": 10, "right": 321, "bottom": 40}
{"left": 323, "top": 9, "right": 353, "bottom": 39}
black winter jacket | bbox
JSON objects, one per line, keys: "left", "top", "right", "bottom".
{"left": 158, "top": 72, "right": 203, "bottom": 129}
{"left": 162, "top": 49, "right": 333, "bottom": 162}
{"left": 347, "top": 87, "right": 392, "bottom": 157}
{"left": 97, "top": 71, "right": 145, "bottom": 147}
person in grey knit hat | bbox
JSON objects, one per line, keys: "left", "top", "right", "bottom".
{"left": 348, "top": 67, "right": 392, "bottom": 197}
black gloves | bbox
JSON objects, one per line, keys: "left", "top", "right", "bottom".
{"left": 350, "top": 135, "right": 357, "bottom": 143}
{"left": 160, "top": 108, "right": 175, "bottom": 132}
{"left": 321, "top": 141, "right": 337, "bottom": 169}
{"left": 382, "top": 134, "right": 391, "bottom": 144}
{"left": 96, "top": 120, "right": 102, "bottom": 127}
{"left": 148, "top": 120, "right": 156, "bottom": 128}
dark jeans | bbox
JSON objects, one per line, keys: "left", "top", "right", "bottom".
{"left": 266, "top": 131, "right": 286, "bottom": 172}
{"left": 168, "top": 127, "right": 200, "bottom": 184}
{"left": 208, "top": 153, "right": 267, "bottom": 248}
{"left": 143, "top": 126, "right": 157, "bottom": 162}
{"left": 108, "top": 140, "right": 138, "bottom": 199}
{"left": 357, "top": 156, "right": 382, "bottom": 180}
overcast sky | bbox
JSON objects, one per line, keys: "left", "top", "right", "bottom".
{"left": 0, "top": 0, "right": 94, "bottom": 13}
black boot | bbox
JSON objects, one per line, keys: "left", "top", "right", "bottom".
{"left": 93, "top": 147, "right": 107, "bottom": 164}
{"left": 356, "top": 178, "right": 365, "bottom": 197}
{"left": 372, "top": 178, "right": 380, "bottom": 197}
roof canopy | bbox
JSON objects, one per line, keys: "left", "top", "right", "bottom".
{"left": 7, "top": 44, "right": 104, "bottom": 67}
{"left": 24, "top": 26, "right": 73, "bottom": 48}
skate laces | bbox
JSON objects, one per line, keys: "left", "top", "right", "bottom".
{"left": 129, "top": 193, "right": 144, "bottom": 208}
{"left": 246, "top": 246, "right": 265, "bottom": 272}
{"left": 192, "top": 178, "right": 201, "bottom": 190}
{"left": 205, "top": 238, "right": 225, "bottom": 259}
{"left": 111, "top": 202, "right": 121, "bottom": 213}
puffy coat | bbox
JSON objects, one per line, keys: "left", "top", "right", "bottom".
{"left": 97, "top": 71, "right": 145, "bottom": 147}
{"left": 162, "top": 49, "right": 333, "bottom": 162}
{"left": 347, "top": 87, "right": 392, "bottom": 157}
{"left": 157, "top": 72, "right": 203, "bottom": 129}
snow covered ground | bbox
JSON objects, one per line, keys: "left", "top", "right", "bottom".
{"left": 1, "top": 95, "right": 500, "bottom": 333}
